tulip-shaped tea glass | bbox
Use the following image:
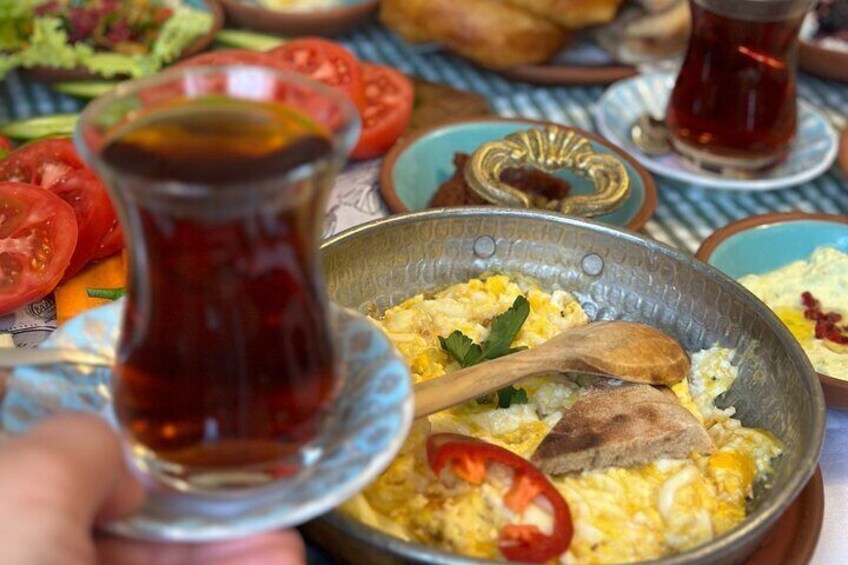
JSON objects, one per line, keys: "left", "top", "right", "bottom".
{"left": 75, "top": 66, "right": 359, "bottom": 495}
{"left": 666, "top": 0, "right": 814, "bottom": 175}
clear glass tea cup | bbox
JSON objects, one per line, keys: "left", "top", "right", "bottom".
{"left": 666, "top": 0, "right": 814, "bottom": 176}
{"left": 75, "top": 65, "right": 359, "bottom": 493}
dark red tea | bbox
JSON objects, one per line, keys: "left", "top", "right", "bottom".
{"left": 666, "top": 0, "right": 807, "bottom": 167}
{"left": 102, "top": 98, "right": 337, "bottom": 470}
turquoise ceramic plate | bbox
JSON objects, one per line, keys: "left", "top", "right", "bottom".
{"left": 595, "top": 72, "right": 839, "bottom": 191}
{"left": 2, "top": 300, "right": 413, "bottom": 541}
{"left": 380, "top": 117, "right": 657, "bottom": 231}
{"left": 696, "top": 212, "right": 848, "bottom": 409}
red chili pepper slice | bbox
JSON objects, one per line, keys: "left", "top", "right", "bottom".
{"left": 426, "top": 433, "right": 573, "bottom": 563}
{"left": 801, "top": 291, "right": 848, "bottom": 346}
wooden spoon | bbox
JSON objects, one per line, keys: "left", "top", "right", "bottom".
{"left": 414, "top": 321, "right": 690, "bottom": 419}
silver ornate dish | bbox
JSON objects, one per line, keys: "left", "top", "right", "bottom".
{"left": 307, "top": 207, "right": 825, "bottom": 565}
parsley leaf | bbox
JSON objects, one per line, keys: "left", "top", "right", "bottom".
{"left": 439, "top": 330, "right": 483, "bottom": 368}
{"left": 497, "top": 385, "right": 528, "bottom": 409}
{"left": 479, "top": 295, "right": 530, "bottom": 361}
{"left": 438, "top": 295, "right": 532, "bottom": 408}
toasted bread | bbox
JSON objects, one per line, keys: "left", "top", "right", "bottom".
{"left": 532, "top": 383, "right": 713, "bottom": 475}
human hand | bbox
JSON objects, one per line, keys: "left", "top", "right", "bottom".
{"left": 0, "top": 413, "right": 305, "bottom": 565}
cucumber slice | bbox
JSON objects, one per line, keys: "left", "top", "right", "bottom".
{"left": 0, "top": 113, "right": 80, "bottom": 140}
{"left": 214, "top": 29, "right": 286, "bottom": 51}
{"left": 52, "top": 81, "right": 118, "bottom": 99}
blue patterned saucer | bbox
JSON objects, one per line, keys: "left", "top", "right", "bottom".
{"left": 594, "top": 72, "right": 839, "bottom": 191}
{"left": 1, "top": 301, "right": 413, "bottom": 542}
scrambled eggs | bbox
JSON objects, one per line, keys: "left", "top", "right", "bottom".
{"left": 739, "top": 246, "right": 848, "bottom": 380}
{"left": 343, "top": 275, "right": 783, "bottom": 563}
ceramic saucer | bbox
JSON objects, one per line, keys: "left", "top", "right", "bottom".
{"left": 594, "top": 72, "right": 839, "bottom": 191}
{"left": 1, "top": 301, "right": 413, "bottom": 542}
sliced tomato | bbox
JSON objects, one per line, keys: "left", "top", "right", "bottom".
{"left": 267, "top": 38, "right": 366, "bottom": 112}
{"left": 350, "top": 63, "right": 413, "bottom": 160}
{"left": 0, "top": 182, "right": 78, "bottom": 315}
{"left": 0, "top": 138, "right": 85, "bottom": 188}
{"left": 177, "top": 48, "right": 292, "bottom": 71}
{"left": 427, "top": 433, "right": 573, "bottom": 563}
{"left": 48, "top": 169, "right": 116, "bottom": 279}
{"left": 0, "top": 138, "right": 120, "bottom": 277}
{"left": 91, "top": 218, "right": 125, "bottom": 261}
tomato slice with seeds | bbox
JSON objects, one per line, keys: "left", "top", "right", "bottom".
{"left": 350, "top": 63, "right": 413, "bottom": 160}
{"left": 48, "top": 169, "right": 116, "bottom": 279}
{"left": 427, "top": 433, "right": 574, "bottom": 563}
{"left": 0, "top": 138, "right": 85, "bottom": 188}
{"left": 268, "top": 38, "right": 367, "bottom": 112}
{"left": 0, "top": 182, "right": 78, "bottom": 315}
{"left": 0, "top": 139, "right": 120, "bottom": 278}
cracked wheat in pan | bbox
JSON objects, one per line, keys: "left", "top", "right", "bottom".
{"left": 342, "top": 275, "right": 783, "bottom": 564}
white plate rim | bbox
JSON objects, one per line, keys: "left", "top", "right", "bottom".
{"left": 593, "top": 72, "right": 839, "bottom": 192}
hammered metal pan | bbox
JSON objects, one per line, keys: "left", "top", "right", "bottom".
{"left": 307, "top": 208, "right": 825, "bottom": 565}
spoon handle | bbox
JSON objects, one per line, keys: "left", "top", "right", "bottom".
{"left": 0, "top": 348, "right": 111, "bottom": 369}
{"left": 413, "top": 347, "right": 572, "bottom": 419}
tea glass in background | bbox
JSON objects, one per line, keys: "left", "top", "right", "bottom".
{"left": 75, "top": 66, "right": 359, "bottom": 494}
{"left": 666, "top": 0, "right": 814, "bottom": 176}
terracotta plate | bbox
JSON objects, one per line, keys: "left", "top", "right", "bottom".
{"left": 800, "top": 40, "right": 848, "bottom": 84}
{"left": 696, "top": 212, "right": 848, "bottom": 409}
{"left": 497, "top": 62, "right": 637, "bottom": 86}
{"left": 219, "top": 0, "right": 378, "bottom": 36}
{"left": 745, "top": 467, "right": 824, "bottom": 564}
{"left": 19, "top": 0, "right": 224, "bottom": 84}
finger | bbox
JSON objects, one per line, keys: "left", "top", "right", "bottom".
{"left": 96, "top": 530, "right": 306, "bottom": 565}
{"left": 0, "top": 413, "right": 143, "bottom": 527}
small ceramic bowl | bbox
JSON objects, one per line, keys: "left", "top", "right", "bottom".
{"left": 696, "top": 212, "right": 848, "bottom": 409}
{"left": 219, "top": 0, "right": 378, "bottom": 36}
{"left": 380, "top": 117, "right": 657, "bottom": 232}
{"left": 20, "top": 0, "right": 223, "bottom": 83}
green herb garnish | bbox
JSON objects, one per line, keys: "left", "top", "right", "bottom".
{"left": 497, "top": 385, "right": 528, "bottom": 409}
{"left": 439, "top": 295, "right": 531, "bottom": 408}
{"left": 86, "top": 287, "right": 125, "bottom": 300}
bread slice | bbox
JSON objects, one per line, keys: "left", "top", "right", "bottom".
{"left": 531, "top": 383, "right": 713, "bottom": 475}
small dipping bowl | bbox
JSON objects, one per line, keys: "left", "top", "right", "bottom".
{"left": 219, "top": 0, "right": 379, "bottom": 36}
{"left": 697, "top": 212, "right": 848, "bottom": 409}
{"left": 380, "top": 117, "right": 657, "bottom": 232}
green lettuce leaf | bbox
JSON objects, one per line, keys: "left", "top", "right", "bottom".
{"left": 151, "top": 8, "right": 214, "bottom": 64}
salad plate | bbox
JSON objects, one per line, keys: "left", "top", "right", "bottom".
{"left": 1, "top": 300, "right": 413, "bottom": 541}
{"left": 14, "top": 0, "right": 224, "bottom": 83}
{"left": 595, "top": 72, "right": 839, "bottom": 191}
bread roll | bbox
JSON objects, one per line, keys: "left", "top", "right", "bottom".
{"left": 380, "top": 0, "right": 569, "bottom": 69}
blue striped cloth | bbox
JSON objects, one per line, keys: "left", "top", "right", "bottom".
{"left": 1, "top": 20, "right": 846, "bottom": 255}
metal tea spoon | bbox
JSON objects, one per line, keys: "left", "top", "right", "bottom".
{"left": 631, "top": 114, "right": 672, "bottom": 156}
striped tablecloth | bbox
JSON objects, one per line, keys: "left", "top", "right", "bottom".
{"left": 1, "top": 17, "right": 847, "bottom": 564}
